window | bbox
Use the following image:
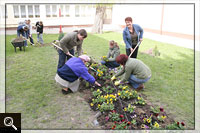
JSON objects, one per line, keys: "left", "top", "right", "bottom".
{"left": 52, "top": 5, "right": 57, "bottom": 17}
{"left": 28, "top": 5, "right": 33, "bottom": 18}
{"left": 65, "top": 5, "right": 70, "bottom": 17}
{"left": 81, "top": 6, "right": 86, "bottom": 17}
{"left": 13, "top": 5, "right": 19, "bottom": 18}
{"left": 46, "top": 5, "right": 51, "bottom": 17}
{"left": 75, "top": 5, "right": 80, "bottom": 17}
{"left": 34, "top": 5, "right": 40, "bottom": 18}
{"left": 20, "top": 5, "right": 26, "bottom": 18}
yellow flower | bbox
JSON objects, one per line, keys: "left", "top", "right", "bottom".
{"left": 97, "top": 89, "right": 100, "bottom": 92}
{"left": 98, "top": 104, "right": 101, "bottom": 108}
{"left": 110, "top": 99, "right": 113, "bottom": 102}
{"left": 123, "top": 87, "right": 126, "bottom": 90}
{"left": 161, "top": 115, "right": 166, "bottom": 119}
{"left": 142, "top": 102, "right": 145, "bottom": 105}
{"left": 90, "top": 103, "right": 94, "bottom": 106}
{"left": 107, "top": 101, "right": 109, "bottom": 104}
{"left": 154, "top": 122, "right": 159, "bottom": 128}
{"left": 118, "top": 92, "right": 121, "bottom": 96}
{"left": 137, "top": 96, "right": 141, "bottom": 100}
{"left": 143, "top": 118, "right": 147, "bottom": 122}
{"left": 92, "top": 99, "right": 94, "bottom": 101}
{"left": 128, "top": 104, "right": 131, "bottom": 108}
{"left": 129, "top": 92, "right": 132, "bottom": 95}
{"left": 124, "top": 107, "right": 127, "bottom": 111}
{"left": 110, "top": 101, "right": 113, "bottom": 104}
{"left": 147, "top": 119, "right": 151, "bottom": 123}
{"left": 125, "top": 90, "right": 128, "bottom": 93}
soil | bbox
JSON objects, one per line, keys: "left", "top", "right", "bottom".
{"left": 11, "top": 37, "right": 26, "bottom": 43}
{"left": 78, "top": 78, "right": 175, "bottom": 130}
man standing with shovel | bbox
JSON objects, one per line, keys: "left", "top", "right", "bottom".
{"left": 57, "top": 29, "right": 87, "bottom": 69}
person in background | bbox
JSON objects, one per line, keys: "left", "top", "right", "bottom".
{"left": 123, "top": 17, "right": 144, "bottom": 58}
{"left": 36, "top": 21, "right": 44, "bottom": 45}
{"left": 111, "top": 54, "right": 151, "bottom": 91}
{"left": 17, "top": 24, "right": 29, "bottom": 47}
{"left": 57, "top": 29, "right": 87, "bottom": 69}
{"left": 55, "top": 55, "right": 101, "bottom": 94}
{"left": 25, "top": 19, "right": 34, "bottom": 45}
{"left": 101, "top": 40, "right": 120, "bottom": 69}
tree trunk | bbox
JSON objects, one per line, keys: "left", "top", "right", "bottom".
{"left": 91, "top": 5, "right": 106, "bottom": 34}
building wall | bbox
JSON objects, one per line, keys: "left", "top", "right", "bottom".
{"left": 112, "top": 4, "right": 194, "bottom": 38}
{"left": 6, "top": 4, "right": 96, "bottom": 27}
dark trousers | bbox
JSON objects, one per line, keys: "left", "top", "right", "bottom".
{"left": 57, "top": 49, "right": 74, "bottom": 69}
{"left": 26, "top": 31, "right": 34, "bottom": 44}
{"left": 101, "top": 61, "right": 120, "bottom": 69}
{"left": 126, "top": 44, "right": 139, "bottom": 58}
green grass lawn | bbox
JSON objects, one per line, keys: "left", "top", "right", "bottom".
{"left": 6, "top": 32, "right": 194, "bottom": 129}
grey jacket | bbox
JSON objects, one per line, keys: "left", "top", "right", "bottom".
{"left": 60, "top": 32, "right": 83, "bottom": 56}
{"left": 107, "top": 46, "right": 120, "bottom": 62}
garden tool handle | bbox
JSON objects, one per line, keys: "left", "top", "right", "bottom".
{"left": 52, "top": 42, "right": 74, "bottom": 57}
{"left": 128, "top": 41, "right": 141, "bottom": 58}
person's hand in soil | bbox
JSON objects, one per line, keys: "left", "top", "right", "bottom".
{"left": 95, "top": 81, "right": 101, "bottom": 87}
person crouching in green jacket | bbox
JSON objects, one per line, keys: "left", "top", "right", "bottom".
{"left": 111, "top": 54, "right": 151, "bottom": 90}
{"left": 101, "top": 40, "right": 120, "bottom": 69}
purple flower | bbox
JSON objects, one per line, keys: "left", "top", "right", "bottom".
{"left": 144, "top": 125, "right": 149, "bottom": 129}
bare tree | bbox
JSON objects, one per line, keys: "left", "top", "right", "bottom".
{"left": 91, "top": 5, "right": 106, "bottom": 34}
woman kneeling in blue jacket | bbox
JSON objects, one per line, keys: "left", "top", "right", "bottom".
{"left": 55, "top": 55, "right": 101, "bottom": 94}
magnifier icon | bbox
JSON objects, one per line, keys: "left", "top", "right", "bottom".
{"left": 4, "top": 117, "right": 18, "bottom": 130}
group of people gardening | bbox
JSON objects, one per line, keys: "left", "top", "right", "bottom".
{"left": 55, "top": 17, "right": 151, "bottom": 95}
{"left": 17, "top": 19, "right": 44, "bottom": 47}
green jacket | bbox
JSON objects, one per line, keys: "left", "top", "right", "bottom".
{"left": 107, "top": 46, "right": 120, "bottom": 62}
{"left": 115, "top": 58, "right": 151, "bottom": 82}
{"left": 60, "top": 32, "right": 83, "bottom": 56}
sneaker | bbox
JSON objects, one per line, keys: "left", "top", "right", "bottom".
{"left": 32, "top": 44, "right": 35, "bottom": 46}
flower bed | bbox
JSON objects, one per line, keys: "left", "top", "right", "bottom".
{"left": 82, "top": 63, "right": 186, "bottom": 130}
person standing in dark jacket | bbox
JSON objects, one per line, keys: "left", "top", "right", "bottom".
{"left": 55, "top": 55, "right": 101, "bottom": 94}
{"left": 17, "top": 24, "right": 29, "bottom": 46}
{"left": 123, "top": 17, "right": 144, "bottom": 58}
{"left": 36, "top": 21, "right": 44, "bottom": 44}
{"left": 57, "top": 29, "right": 87, "bottom": 69}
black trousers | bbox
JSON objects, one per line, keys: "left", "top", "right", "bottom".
{"left": 126, "top": 44, "right": 139, "bottom": 58}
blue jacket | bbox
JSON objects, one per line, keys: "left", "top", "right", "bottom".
{"left": 57, "top": 57, "right": 95, "bottom": 84}
{"left": 123, "top": 24, "right": 144, "bottom": 49}
{"left": 17, "top": 25, "right": 26, "bottom": 33}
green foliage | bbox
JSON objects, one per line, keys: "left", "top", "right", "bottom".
{"left": 135, "top": 96, "right": 146, "bottom": 105}
{"left": 102, "top": 86, "right": 115, "bottom": 94}
{"left": 166, "top": 122, "right": 185, "bottom": 130}
{"left": 124, "top": 104, "right": 135, "bottom": 113}
{"left": 92, "top": 89, "right": 102, "bottom": 97}
{"left": 99, "top": 102, "right": 114, "bottom": 112}
{"left": 150, "top": 106, "right": 160, "bottom": 114}
{"left": 108, "top": 112, "right": 121, "bottom": 122}
{"left": 92, "top": 95, "right": 106, "bottom": 104}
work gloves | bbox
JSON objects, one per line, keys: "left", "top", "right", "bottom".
{"left": 114, "top": 80, "right": 121, "bottom": 86}
{"left": 111, "top": 76, "right": 116, "bottom": 81}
